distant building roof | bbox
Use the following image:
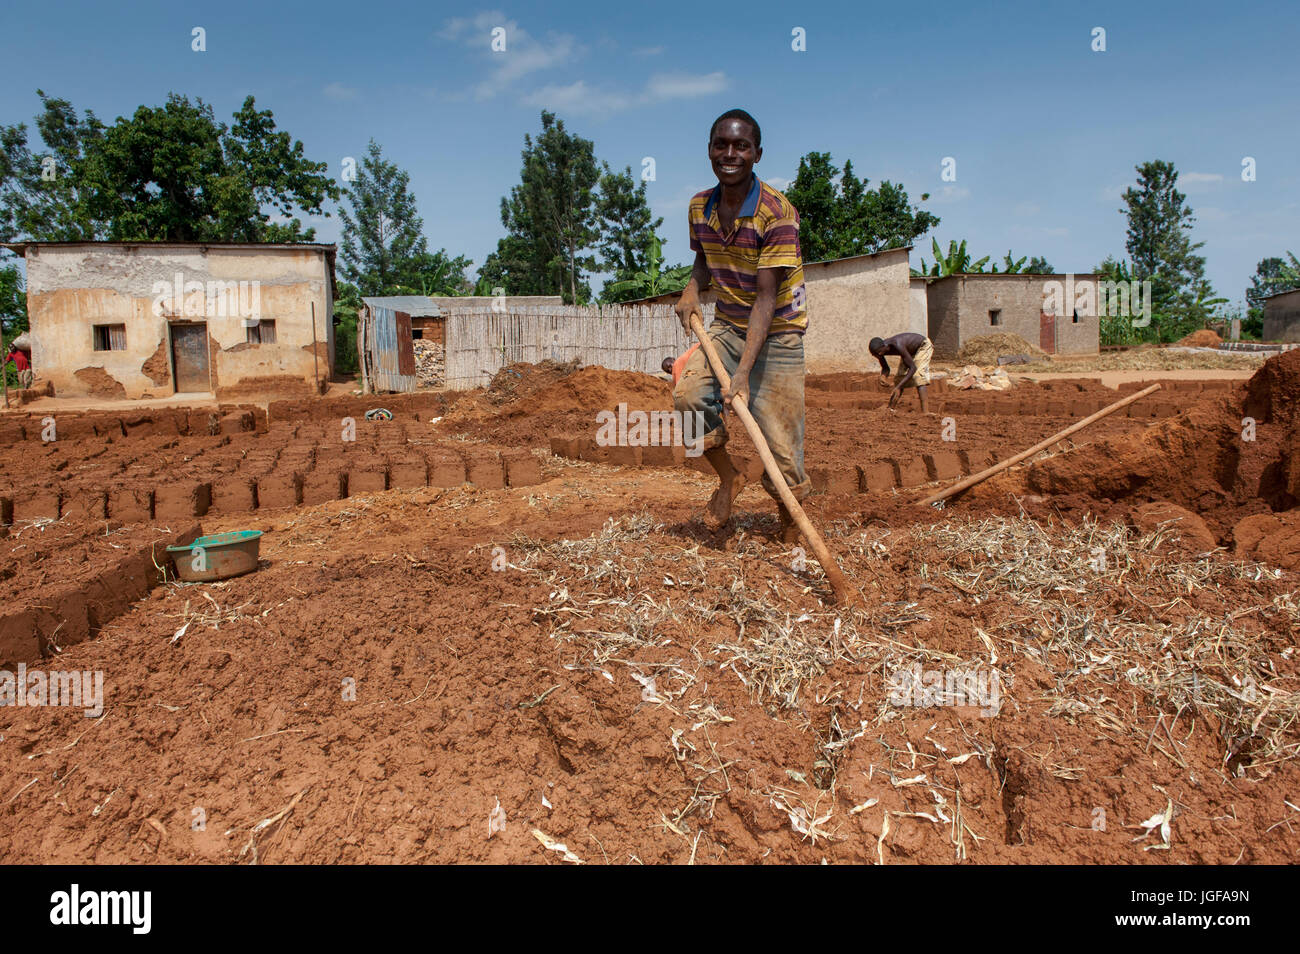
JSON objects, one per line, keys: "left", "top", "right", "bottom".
{"left": 1, "top": 240, "right": 336, "bottom": 255}
{"left": 1261, "top": 286, "right": 1300, "bottom": 301}
{"left": 804, "top": 244, "right": 912, "bottom": 267}
{"left": 362, "top": 296, "right": 442, "bottom": 317}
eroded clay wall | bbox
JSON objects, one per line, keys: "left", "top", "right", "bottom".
{"left": 24, "top": 244, "right": 333, "bottom": 399}
{"left": 803, "top": 249, "right": 911, "bottom": 372}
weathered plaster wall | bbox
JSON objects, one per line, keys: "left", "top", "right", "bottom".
{"left": 802, "top": 249, "right": 911, "bottom": 372}
{"left": 23, "top": 244, "right": 334, "bottom": 399}
{"left": 927, "top": 275, "right": 1100, "bottom": 358}
{"left": 1263, "top": 289, "right": 1300, "bottom": 342}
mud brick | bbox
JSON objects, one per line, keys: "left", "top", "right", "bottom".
{"left": 186, "top": 410, "right": 221, "bottom": 436}
{"left": 60, "top": 490, "right": 107, "bottom": 522}
{"left": 1067, "top": 400, "right": 1090, "bottom": 417}
{"left": 1044, "top": 399, "right": 1069, "bottom": 417}
{"left": 348, "top": 468, "right": 388, "bottom": 494}
{"left": 302, "top": 470, "right": 345, "bottom": 505}
{"left": 859, "top": 462, "right": 896, "bottom": 492}
{"left": 809, "top": 466, "right": 854, "bottom": 494}
{"left": 0, "top": 497, "right": 11, "bottom": 526}
{"left": 39, "top": 586, "right": 90, "bottom": 651}
{"left": 154, "top": 481, "right": 212, "bottom": 520}
{"left": 958, "top": 449, "right": 996, "bottom": 475}
{"left": 0, "top": 609, "right": 39, "bottom": 668}
{"left": 548, "top": 435, "right": 580, "bottom": 459}
{"left": 389, "top": 460, "right": 428, "bottom": 490}
{"left": 464, "top": 452, "right": 505, "bottom": 489}
{"left": 607, "top": 444, "right": 643, "bottom": 467}
{"left": 109, "top": 488, "right": 153, "bottom": 523}
{"left": 212, "top": 477, "right": 257, "bottom": 513}
{"left": 93, "top": 418, "right": 125, "bottom": 439}
{"left": 503, "top": 451, "right": 543, "bottom": 487}
{"left": 892, "top": 457, "right": 929, "bottom": 488}
{"left": 218, "top": 411, "right": 256, "bottom": 435}
{"left": 0, "top": 421, "right": 26, "bottom": 443}
{"left": 578, "top": 438, "right": 612, "bottom": 464}
{"left": 426, "top": 452, "right": 466, "bottom": 488}
{"left": 923, "top": 451, "right": 963, "bottom": 482}
{"left": 642, "top": 443, "right": 686, "bottom": 467}
{"left": 257, "top": 472, "right": 302, "bottom": 509}
{"left": 12, "top": 491, "right": 60, "bottom": 521}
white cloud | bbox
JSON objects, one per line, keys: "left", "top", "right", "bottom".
{"left": 1182, "top": 171, "right": 1224, "bottom": 192}
{"left": 644, "top": 72, "right": 728, "bottom": 100}
{"left": 1101, "top": 184, "right": 1126, "bottom": 201}
{"left": 930, "top": 185, "right": 971, "bottom": 204}
{"left": 1013, "top": 202, "right": 1041, "bottom": 217}
{"left": 323, "top": 82, "right": 359, "bottom": 102}
{"left": 522, "top": 81, "right": 631, "bottom": 114}
{"left": 438, "top": 12, "right": 581, "bottom": 100}
{"left": 765, "top": 176, "right": 792, "bottom": 192}
{"left": 523, "top": 71, "right": 729, "bottom": 116}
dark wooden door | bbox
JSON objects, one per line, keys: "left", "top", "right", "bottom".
{"left": 171, "top": 323, "right": 210, "bottom": 392}
{"left": 1039, "top": 311, "right": 1056, "bottom": 354}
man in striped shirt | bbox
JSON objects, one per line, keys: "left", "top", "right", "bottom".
{"left": 673, "top": 108, "right": 810, "bottom": 540}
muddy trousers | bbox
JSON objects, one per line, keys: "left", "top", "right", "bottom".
{"left": 672, "top": 321, "right": 812, "bottom": 502}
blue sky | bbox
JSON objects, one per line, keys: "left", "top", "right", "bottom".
{"left": 2, "top": 0, "right": 1296, "bottom": 304}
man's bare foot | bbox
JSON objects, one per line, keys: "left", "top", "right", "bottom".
{"left": 777, "top": 503, "right": 802, "bottom": 544}
{"left": 701, "top": 467, "right": 747, "bottom": 531}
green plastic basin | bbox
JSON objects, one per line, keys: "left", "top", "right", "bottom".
{"left": 166, "top": 530, "right": 263, "bottom": 582}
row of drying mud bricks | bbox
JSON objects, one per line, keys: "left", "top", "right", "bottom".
{"left": 0, "top": 406, "right": 267, "bottom": 445}
{"left": 0, "top": 525, "right": 197, "bottom": 668}
{"left": 548, "top": 435, "right": 1002, "bottom": 493}
{"left": 0, "top": 446, "right": 544, "bottom": 526}
{"left": 222, "top": 445, "right": 543, "bottom": 512}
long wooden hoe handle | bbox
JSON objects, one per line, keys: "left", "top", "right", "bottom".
{"left": 688, "top": 313, "right": 853, "bottom": 605}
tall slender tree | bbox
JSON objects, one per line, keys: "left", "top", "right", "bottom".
{"left": 594, "top": 162, "right": 663, "bottom": 292}
{"left": 490, "top": 112, "right": 600, "bottom": 303}
{"left": 339, "top": 139, "right": 468, "bottom": 296}
{"left": 1121, "top": 160, "right": 1217, "bottom": 338}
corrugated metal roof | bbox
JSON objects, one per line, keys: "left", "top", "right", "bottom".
{"left": 361, "top": 296, "right": 442, "bottom": 317}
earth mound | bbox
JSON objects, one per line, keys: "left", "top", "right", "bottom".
{"left": 957, "top": 333, "right": 1046, "bottom": 365}
{"left": 1177, "top": 329, "right": 1224, "bottom": 348}
{"left": 443, "top": 360, "right": 672, "bottom": 427}
{"left": 970, "top": 349, "right": 1300, "bottom": 552}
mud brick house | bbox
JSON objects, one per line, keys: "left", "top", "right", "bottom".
{"left": 1, "top": 241, "right": 336, "bottom": 399}
{"left": 926, "top": 273, "right": 1101, "bottom": 358}
{"left": 1262, "top": 288, "right": 1300, "bottom": 342}
{"left": 627, "top": 246, "right": 915, "bottom": 373}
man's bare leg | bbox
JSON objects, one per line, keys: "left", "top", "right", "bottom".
{"left": 777, "top": 502, "right": 801, "bottom": 543}
{"left": 917, "top": 384, "right": 929, "bottom": 414}
{"left": 700, "top": 445, "right": 747, "bottom": 530}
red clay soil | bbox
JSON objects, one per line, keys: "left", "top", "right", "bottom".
{"left": 1177, "top": 329, "right": 1224, "bottom": 348}
{"left": 966, "top": 350, "right": 1300, "bottom": 563}
{"left": 0, "top": 467, "right": 1296, "bottom": 864}
{"left": 1, "top": 359, "right": 1298, "bottom": 864}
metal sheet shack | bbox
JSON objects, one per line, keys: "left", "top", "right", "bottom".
{"left": 357, "top": 297, "right": 419, "bottom": 393}
{"left": 1, "top": 241, "right": 336, "bottom": 399}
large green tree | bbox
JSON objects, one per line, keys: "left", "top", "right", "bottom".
{"left": 594, "top": 161, "right": 664, "bottom": 301}
{"left": 338, "top": 139, "right": 470, "bottom": 296}
{"left": 486, "top": 112, "right": 600, "bottom": 303}
{"left": 785, "top": 151, "right": 939, "bottom": 262}
{"left": 0, "top": 91, "right": 336, "bottom": 243}
{"left": 1121, "top": 160, "right": 1219, "bottom": 340}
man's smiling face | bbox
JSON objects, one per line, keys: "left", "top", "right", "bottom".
{"left": 709, "top": 118, "right": 761, "bottom": 188}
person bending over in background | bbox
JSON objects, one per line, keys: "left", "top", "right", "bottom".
{"left": 869, "top": 332, "right": 932, "bottom": 413}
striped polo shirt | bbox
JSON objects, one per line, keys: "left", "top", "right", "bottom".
{"left": 689, "top": 175, "right": 807, "bottom": 334}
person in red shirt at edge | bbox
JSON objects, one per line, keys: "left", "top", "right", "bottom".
{"left": 672, "top": 108, "right": 810, "bottom": 543}
{"left": 6, "top": 343, "right": 32, "bottom": 389}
